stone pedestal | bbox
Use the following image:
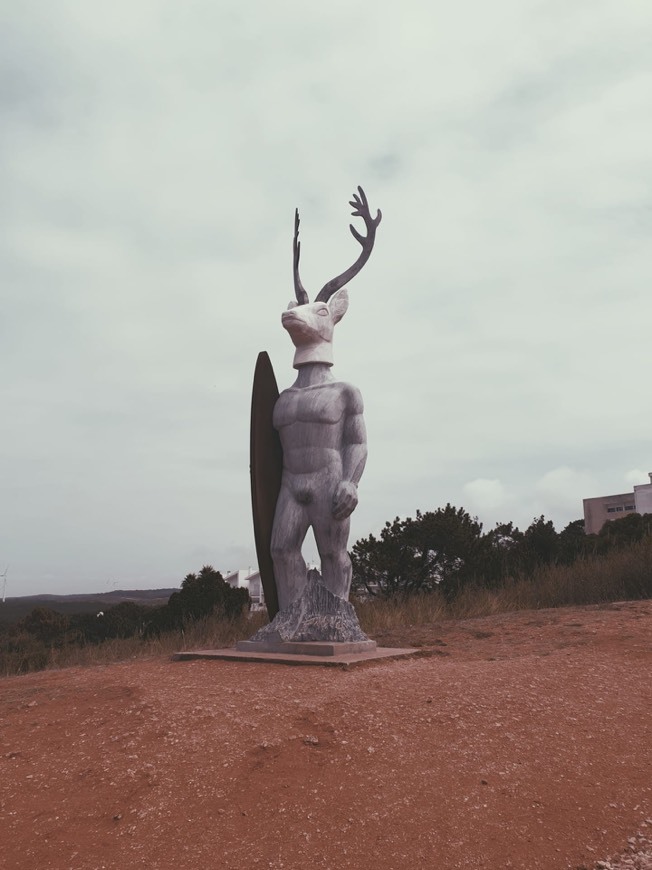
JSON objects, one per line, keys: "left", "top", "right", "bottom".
{"left": 235, "top": 639, "right": 376, "bottom": 655}
{"left": 173, "top": 645, "right": 418, "bottom": 668}
{"left": 172, "top": 568, "right": 423, "bottom": 669}
{"left": 245, "top": 569, "right": 371, "bottom": 646}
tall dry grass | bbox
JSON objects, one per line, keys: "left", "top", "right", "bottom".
{"left": 356, "top": 533, "right": 652, "bottom": 633}
{"left": 2, "top": 610, "right": 268, "bottom": 678}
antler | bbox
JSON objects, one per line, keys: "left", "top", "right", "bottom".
{"left": 314, "top": 186, "right": 382, "bottom": 303}
{"left": 293, "top": 208, "right": 309, "bottom": 305}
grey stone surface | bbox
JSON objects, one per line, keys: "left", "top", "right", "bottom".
{"left": 248, "top": 570, "right": 371, "bottom": 644}
{"left": 270, "top": 187, "right": 381, "bottom": 613}
{"left": 235, "top": 639, "right": 376, "bottom": 656}
{"left": 271, "top": 364, "right": 366, "bottom": 609}
{"left": 173, "top": 646, "right": 419, "bottom": 669}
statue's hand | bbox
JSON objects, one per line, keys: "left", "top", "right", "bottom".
{"left": 332, "top": 481, "right": 358, "bottom": 520}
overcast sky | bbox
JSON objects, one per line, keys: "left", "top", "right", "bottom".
{"left": 2, "top": 1, "right": 651, "bottom": 596}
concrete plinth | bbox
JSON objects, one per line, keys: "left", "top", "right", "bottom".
{"left": 172, "top": 645, "right": 419, "bottom": 669}
{"left": 235, "top": 639, "right": 376, "bottom": 656}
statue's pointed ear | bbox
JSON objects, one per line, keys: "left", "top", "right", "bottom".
{"left": 328, "top": 288, "right": 349, "bottom": 324}
{"left": 287, "top": 300, "right": 299, "bottom": 310}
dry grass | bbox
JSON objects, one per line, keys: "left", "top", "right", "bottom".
{"left": 354, "top": 591, "right": 448, "bottom": 636}
{"left": 2, "top": 610, "right": 268, "bottom": 677}
{"left": 357, "top": 534, "right": 652, "bottom": 634}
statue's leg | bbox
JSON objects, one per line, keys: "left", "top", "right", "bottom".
{"left": 270, "top": 484, "right": 309, "bottom": 611}
{"left": 312, "top": 509, "right": 352, "bottom": 601}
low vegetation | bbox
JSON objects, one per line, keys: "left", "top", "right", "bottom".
{"left": 354, "top": 508, "right": 652, "bottom": 635}
{"left": 2, "top": 510, "right": 651, "bottom": 678}
{"left": 0, "top": 566, "right": 255, "bottom": 678}
{"left": 351, "top": 506, "right": 652, "bottom": 600}
{"left": 355, "top": 531, "right": 652, "bottom": 636}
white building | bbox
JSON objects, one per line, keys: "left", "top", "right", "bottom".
{"left": 634, "top": 474, "right": 652, "bottom": 516}
{"left": 224, "top": 569, "right": 265, "bottom": 609}
{"left": 583, "top": 472, "right": 652, "bottom": 534}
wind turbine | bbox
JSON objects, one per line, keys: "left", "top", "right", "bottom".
{"left": 1, "top": 566, "right": 8, "bottom": 604}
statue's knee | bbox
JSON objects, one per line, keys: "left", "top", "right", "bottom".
{"left": 320, "top": 549, "right": 349, "bottom": 568}
{"left": 271, "top": 542, "right": 301, "bottom": 565}
{"left": 271, "top": 544, "right": 286, "bottom": 564}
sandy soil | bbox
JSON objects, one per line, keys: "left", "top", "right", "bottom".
{"left": 1, "top": 600, "right": 651, "bottom": 870}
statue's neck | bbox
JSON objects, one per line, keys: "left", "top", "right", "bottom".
{"left": 291, "top": 363, "right": 335, "bottom": 389}
{"left": 292, "top": 340, "right": 334, "bottom": 369}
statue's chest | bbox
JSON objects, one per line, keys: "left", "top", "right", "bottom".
{"left": 273, "top": 386, "right": 345, "bottom": 428}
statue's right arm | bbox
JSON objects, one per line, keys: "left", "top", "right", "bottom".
{"left": 332, "top": 387, "right": 367, "bottom": 520}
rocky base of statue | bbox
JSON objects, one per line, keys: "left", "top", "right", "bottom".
{"left": 236, "top": 569, "right": 376, "bottom": 655}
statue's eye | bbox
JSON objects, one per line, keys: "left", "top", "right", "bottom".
{"left": 317, "top": 308, "right": 329, "bottom": 316}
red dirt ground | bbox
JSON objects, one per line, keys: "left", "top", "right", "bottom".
{"left": 1, "top": 600, "right": 651, "bottom": 870}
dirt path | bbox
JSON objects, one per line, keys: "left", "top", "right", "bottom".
{"left": 1, "top": 601, "right": 651, "bottom": 869}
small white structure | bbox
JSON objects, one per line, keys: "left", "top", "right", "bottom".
{"left": 224, "top": 569, "right": 265, "bottom": 609}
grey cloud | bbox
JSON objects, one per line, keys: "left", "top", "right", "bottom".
{"left": 1, "top": 0, "right": 651, "bottom": 594}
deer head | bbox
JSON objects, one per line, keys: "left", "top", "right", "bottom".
{"left": 282, "top": 187, "right": 382, "bottom": 369}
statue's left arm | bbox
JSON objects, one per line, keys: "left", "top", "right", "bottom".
{"left": 332, "top": 386, "right": 367, "bottom": 521}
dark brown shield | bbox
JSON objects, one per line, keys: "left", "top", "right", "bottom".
{"left": 250, "top": 351, "right": 283, "bottom": 619}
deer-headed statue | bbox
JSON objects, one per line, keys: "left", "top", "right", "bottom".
{"left": 270, "top": 187, "right": 382, "bottom": 610}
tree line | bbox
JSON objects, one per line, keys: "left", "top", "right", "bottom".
{"left": 1, "top": 566, "right": 249, "bottom": 673}
{"left": 350, "top": 505, "right": 652, "bottom": 599}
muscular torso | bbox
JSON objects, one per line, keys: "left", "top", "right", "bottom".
{"left": 273, "top": 382, "right": 362, "bottom": 475}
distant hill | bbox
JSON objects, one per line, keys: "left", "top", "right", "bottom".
{"left": 0, "top": 589, "right": 179, "bottom": 626}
